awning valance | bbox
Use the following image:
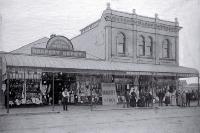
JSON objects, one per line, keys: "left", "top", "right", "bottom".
{"left": 1, "top": 53, "right": 199, "bottom": 77}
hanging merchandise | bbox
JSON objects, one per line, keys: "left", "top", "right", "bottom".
{"left": 9, "top": 79, "right": 24, "bottom": 106}
{"left": 1, "top": 84, "right": 6, "bottom": 93}
{"left": 25, "top": 79, "right": 42, "bottom": 104}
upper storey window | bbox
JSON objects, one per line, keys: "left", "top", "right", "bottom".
{"left": 117, "top": 32, "right": 126, "bottom": 55}
{"left": 138, "top": 35, "right": 145, "bottom": 56}
{"left": 145, "top": 36, "right": 153, "bottom": 56}
{"left": 162, "top": 39, "right": 170, "bottom": 58}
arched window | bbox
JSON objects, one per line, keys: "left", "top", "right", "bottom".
{"left": 117, "top": 32, "right": 125, "bottom": 54}
{"left": 162, "top": 39, "right": 170, "bottom": 58}
{"left": 138, "top": 35, "right": 145, "bottom": 56}
{"left": 146, "top": 36, "right": 153, "bottom": 56}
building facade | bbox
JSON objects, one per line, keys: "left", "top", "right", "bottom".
{"left": 0, "top": 4, "right": 199, "bottom": 109}
{"left": 71, "top": 3, "right": 180, "bottom": 66}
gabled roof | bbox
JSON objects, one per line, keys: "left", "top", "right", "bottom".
{"left": 11, "top": 37, "right": 49, "bottom": 54}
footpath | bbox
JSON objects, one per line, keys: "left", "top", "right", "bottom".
{"left": 0, "top": 103, "right": 199, "bottom": 116}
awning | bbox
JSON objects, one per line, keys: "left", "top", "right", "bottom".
{"left": 1, "top": 53, "right": 199, "bottom": 77}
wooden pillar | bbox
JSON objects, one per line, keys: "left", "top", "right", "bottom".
{"left": 151, "top": 74, "right": 154, "bottom": 107}
{"left": 90, "top": 83, "right": 93, "bottom": 111}
{"left": 90, "top": 75, "right": 93, "bottom": 111}
{"left": 198, "top": 74, "right": 199, "bottom": 106}
{"left": 6, "top": 72, "right": 9, "bottom": 113}
{"left": 52, "top": 73, "right": 55, "bottom": 111}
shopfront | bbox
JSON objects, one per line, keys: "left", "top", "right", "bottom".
{"left": 1, "top": 53, "right": 199, "bottom": 109}
{"left": 0, "top": 35, "right": 199, "bottom": 114}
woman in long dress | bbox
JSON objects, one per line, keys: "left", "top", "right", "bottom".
{"left": 171, "top": 90, "right": 176, "bottom": 106}
{"left": 182, "top": 91, "right": 186, "bottom": 107}
{"left": 177, "top": 90, "right": 182, "bottom": 106}
{"left": 164, "top": 91, "right": 170, "bottom": 106}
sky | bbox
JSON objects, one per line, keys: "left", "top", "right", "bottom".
{"left": 0, "top": 0, "right": 199, "bottom": 83}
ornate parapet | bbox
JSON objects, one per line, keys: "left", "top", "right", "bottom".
{"left": 103, "top": 13, "right": 181, "bottom": 33}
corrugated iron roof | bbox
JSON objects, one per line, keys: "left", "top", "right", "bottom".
{"left": 11, "top": 37, "right": 49, "bottom": 54}
{"left": 1, "top": 53, "right": 199, "bottom": 77}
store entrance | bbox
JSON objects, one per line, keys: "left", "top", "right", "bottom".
{"left": 41, "top": 72, "right": 76, "bottom": 105}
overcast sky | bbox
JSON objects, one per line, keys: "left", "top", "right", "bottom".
{"left": 0, "top": 0, "right": 199, "bottom": 83}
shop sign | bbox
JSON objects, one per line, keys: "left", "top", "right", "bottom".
{"left": 47, "top": 35, "right": 74, "bottom": 51}
{"left": 7, "top": 67, "right": 42, "bottom": 79}
{"left": 31, "top": 47, "right": 86, "bottom": 58}
{"left": 101, "top": 83, "right": 118, "bottom": 105}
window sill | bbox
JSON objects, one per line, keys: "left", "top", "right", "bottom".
{"left": 116, "top": 53, "right": 128, "bottom": 57}
{"left": 159, "top": 58, "right": 175, "bottom": 61}
{"left": 137, "top": 56, "right": 154, "bottom": 59}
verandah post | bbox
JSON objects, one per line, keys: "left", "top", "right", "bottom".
{"left": 52, "top": 72, "right": 55, "bottom": 111}
{"left": 151, "top": 73, "right": 154, "bottom": 107}
{"left": 6, "top": 72, "right": 9, "bottom": 114}
{"left": 90, "top": 75, "right": 93, "bottom": 111}
{"left": 198, "top": 74, "right": 199, "bottom": 106}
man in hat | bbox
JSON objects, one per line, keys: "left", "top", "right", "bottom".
{"left": 62, "top": 89, "right": 69, "bottom": 111}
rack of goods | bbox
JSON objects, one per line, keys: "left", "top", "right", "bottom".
{"left": 9, "top": 79, "right": 24, "bottom": 106}
{"left": 26, "top": 79, "right": 42, "bottom": 105}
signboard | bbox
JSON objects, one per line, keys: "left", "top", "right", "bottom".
{"left": 31, "top": 47, "right": 86, "bottom": 58}
{"left": 46, "top": 35, "right": 74, "bottom": 50}
{"left": 101, "top": 83, "right": 118, "bottom": 105}
{"left": 7, "top": 67, "right": 42, "bottom": 79}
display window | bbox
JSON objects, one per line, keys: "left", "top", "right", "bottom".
{"left": 26, "top": 79, "right": 42, "bottom": 105}
{"left": 8, "top": 79, "right": 24, "bottom": 106}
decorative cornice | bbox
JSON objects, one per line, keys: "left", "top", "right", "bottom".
{"left": 103, "top": 13, "right": 181, "bottom": 33}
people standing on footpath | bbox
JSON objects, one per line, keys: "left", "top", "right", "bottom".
{"left": 124, "top": 89, "right": 130, "bottom": 108}
{"left": 182, "top": 91, "right": 186, "bottom": 107}
{"left": 164, "top": 91, "right": 170, "bottom": 106}
{"left": 138, "top": 89, "right": 145, "bottom": 107}
{"left": 158, "top": 89, "right": 165, "bottom": 106}
{"left": 186, "top": 90, "right": 191, "bottom": 107}
{"left": 62, "top": 89, "right": 69, "bottom": 111}
{"left": 177, "top": 89, "right": 182, "bottom": 106}
{"left": 171, "top": 90, "right": 177, "bottom": 106}
{"left": 130, "top": 90, "right": 137, "bottom": 107}
{"left": 145, "top": 91, "right": 152, "bottom": 107}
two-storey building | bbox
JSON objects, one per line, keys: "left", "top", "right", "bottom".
{"left": 0, "top": 3, "right": 199, "bottom": 108}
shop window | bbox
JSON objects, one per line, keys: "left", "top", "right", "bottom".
{"left": 145, "top": 36, "right": 153, "bottom": 56}
{"left": 138, "top": 35, "right": 145, "bottom": 56}
{"left": 162, "top": 39, "right": 170, "bottom": 58}
{"left": 116, "top": 32, "right": 126, "bottom": 55}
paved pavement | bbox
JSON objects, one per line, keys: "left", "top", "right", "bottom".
{"left": 0, "top": 104, "right": 200, "bottom": 133}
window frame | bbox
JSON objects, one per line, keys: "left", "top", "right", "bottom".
{"left": 145, "top": 36, "right": 153, "bottom": 57}
{"left": 116, "top": 32, "right": 126, "bottom": 55}
{"left": 138, "top": 35, "right": 145, "bottom": 56}
{"left": 162, "top": 39, "right": 170, "bottom": 58}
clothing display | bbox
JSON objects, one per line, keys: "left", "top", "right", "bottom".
{"left": 7, "top": 79, "right": 43, "bottom": 106}
{"left": 26, "top": 79, "right": 42, "bottom": 104}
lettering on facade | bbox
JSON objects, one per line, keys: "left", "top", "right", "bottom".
{"left": 103, "top": 13, "right": 180, "bottom": 32}
{"left": 7, "top": 67, "right": 42, "bottom": 79}
{"left": 31, "top": 35, "right": 86, "bottom": 58}
{"left": 46, "top": 35, "right": 74, "bottom": 50}
{"left": 80, "top": 19, "right": 100, "bottom": 34}
{"left": 31, "top": 47, "right": 86, "bottom": 58}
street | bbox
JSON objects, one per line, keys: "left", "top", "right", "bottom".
{"left": 0, "top": 106, "right": 200, "bottom": 133}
